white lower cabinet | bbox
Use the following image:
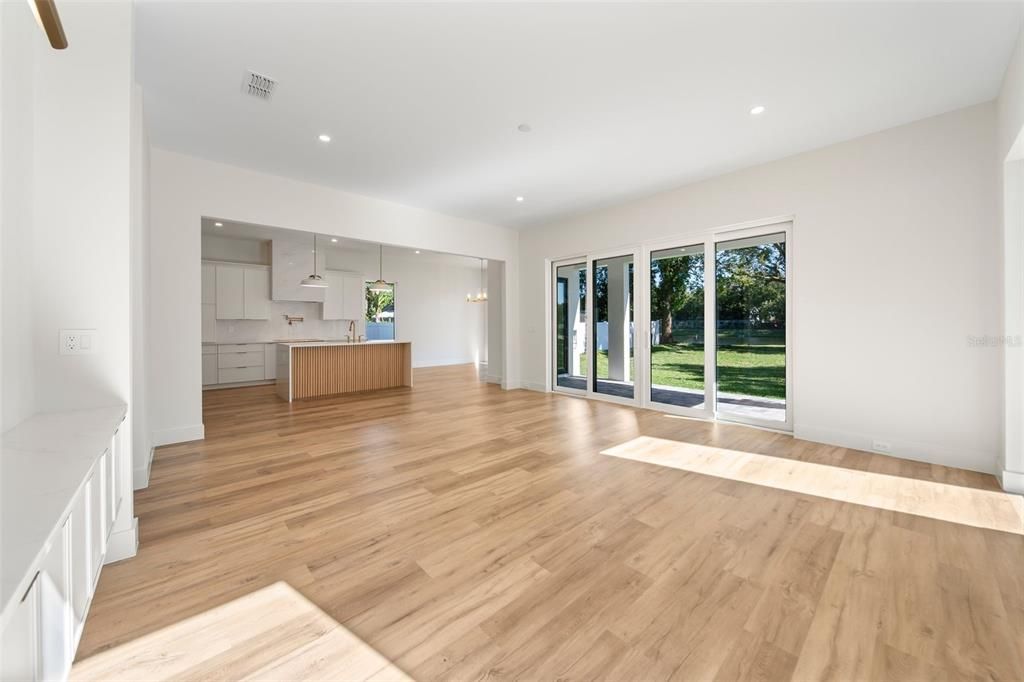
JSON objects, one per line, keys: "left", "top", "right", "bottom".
{"left": 264, "top": 344, "right": 277, "bottom": 380}
{"left": 1, "top": 419, "right": 125, "bottom": 682}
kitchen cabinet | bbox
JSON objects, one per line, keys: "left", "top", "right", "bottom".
{"left": 243, "top": 267, "right": 271, "bottom": 319}
{"left": 215, "top": 265, "right": 244, "bottom": 319}
{"left": 201, "top": 263, "right": 216, "bottom": 305}
{"left": 202, "top": 347, "right": 218, "bottom": 385}
{"left": 213, "top": 263, "right": 271, "bottom": 320}
{"left": 264, "top": 344, "right": 277, "bottom": 380}
{"left": 322, "top": 270, "right": 365, "bottom": 321}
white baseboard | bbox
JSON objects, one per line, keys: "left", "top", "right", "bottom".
{"left": 152, "top": 423, "right": 204, "bottom": 447}
{"left": 1001, "top": 469, "right": 1024, "bottom": 494}
{"left": 795, "top": 424, "right": 998, "bottom": 476}
{"left": 133, "top": 446, "right": 155, "bottom": 490}
{"left": 105, "top": 518, "right": 138, "bottom": 563}
{"left": 518, "top": 380, "right": 547, "bottom": 392}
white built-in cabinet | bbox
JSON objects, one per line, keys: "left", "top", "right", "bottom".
{"left": 210, "top": 262, "right": 271, "bottom": 320}
{"left": 1, "top": 415, "right": 126, "bottom": 682}
{"left": 321, "top": 271, "right": 364, "bottom": 321}
{"left": 202, "top": 345, "right": 218, "bottom": 385}
{"left": 264, "top": 343, "right": 277, "bottom": 380}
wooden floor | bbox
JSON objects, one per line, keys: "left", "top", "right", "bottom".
{"left": 76, "top": 365, "right": 1024, "bottom": 681}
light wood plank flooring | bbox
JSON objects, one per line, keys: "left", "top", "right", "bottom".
{"left": 76, "top": 365, "right": 1024, "bottom": 680}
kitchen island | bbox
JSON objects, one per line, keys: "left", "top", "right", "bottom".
{"left": 275, "top": 340, "right": 413, "bottom": 402}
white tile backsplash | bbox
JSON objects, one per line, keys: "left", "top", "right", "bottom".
{"left": 207, "top": 301, "right": 365, "bottom": 343}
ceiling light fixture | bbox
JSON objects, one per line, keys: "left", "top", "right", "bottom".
{"left": 515, "top": 196, "right": 525, "bottom": 203}
{"left": 415, "top": 250, "right": 421, "bottom": 254}
{"left": 331, "top": 238, "right": 338, "bottom": 243}
{"left": 318, "top": 134, "right": 331, "bottom": 142}
{"left": 517, "top": 123, "right": 531, "bottom": 133}
{"left": 28, "top": 0, "right": 67, "bottom": 49}
{"left": 750, "top": 105, "right": 766, "bottom": 116}
{"left": 467, "top": 259, "right": 487, "bottom": 303}
{"left": 213, "top": 221, "right": 223, "bottom": 227}
{"left": 368, "top": 244, "right": 392, "bottom": 293}
{"left": 300, "top": 234, "right": 328, "bottom": 288}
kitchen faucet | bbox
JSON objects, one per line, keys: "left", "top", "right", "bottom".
{"left": 347, "top": 320, "right": 356, "bottom": 342}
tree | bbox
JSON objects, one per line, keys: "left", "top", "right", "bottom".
{"left": 651, "top": 255, "right": 702, "bottom": 343}
{"left": 365, "top": 287, "right": 394, "bottom": 323}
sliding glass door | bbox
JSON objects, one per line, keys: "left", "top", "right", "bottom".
{"left": 552, "top": 260, "right": 587, "bottom": 393}
{"left": 592, "top": 254, "right": 635, "bottom": 399}
{"left": 550, "top": 222, "right": 790, "bottom": 429}
{"left": 649, "top": 244, "right": 706, "bottom": 412}
{"left": 714, "top": 231, "right": 787, "bottom": 424}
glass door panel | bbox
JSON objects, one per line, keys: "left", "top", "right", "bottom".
{"left": 554, "top": 261, "right": 587, "bottom": 391}
{"left": 592, "top": 255, "right": 634, "bottom": 399}
{"left": 714, "top": 232, "right": 787, "bottom": 423}
{"left": 649, "top": 244, "right": 705, "bottom": 410}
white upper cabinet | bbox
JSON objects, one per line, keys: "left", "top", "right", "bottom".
{"left": 272, "top": 238, "right": 326, "bottom": 303}
{"left": 201, "top": 263, "right": 216, "bottom": 305}
{"left": 213, "top": 263, "right": 271, "bottom": 320}
{"left": 243, "top": 268, "right": 271, "bottom": 320}
{"left": 215, "top": 265, "right": 244, "bottom": 319}
{"left": 321, "top": 271, "right": 364, "bottom": 321}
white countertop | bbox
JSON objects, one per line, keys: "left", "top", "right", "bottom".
{"left": 277, "top": 340, "right": 410, "bottom": 348}
{"left": 1, "top": 405, "right": 126, "bottom": 626}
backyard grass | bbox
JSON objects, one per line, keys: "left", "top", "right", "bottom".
{"left": 579, "top": 340, "right": 785, "bottom": 399}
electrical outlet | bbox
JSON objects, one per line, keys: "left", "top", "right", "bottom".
{"left": 60, "top": 329, "right": 96, "bottom": 355}
{"left": 871, "top": 439, "right": 892, "bottom": 454}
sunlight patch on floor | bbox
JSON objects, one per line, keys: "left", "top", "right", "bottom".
{"left": 71, "top": 582, "right": 412, "bottom": 681}
{"left": 602, "top": 436, "right": 1024, "bottom": 535}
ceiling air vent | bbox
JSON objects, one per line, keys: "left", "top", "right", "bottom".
{"left": 242, "top": 70, "right": 276, "bottom": 100}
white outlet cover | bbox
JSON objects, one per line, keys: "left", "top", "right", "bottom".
{"left": 60, "top": 329, "right": 97, "bottom": 355}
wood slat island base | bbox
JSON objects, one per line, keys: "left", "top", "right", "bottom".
{"left": 276, "top": 341, "right": 412, "bottom": 401}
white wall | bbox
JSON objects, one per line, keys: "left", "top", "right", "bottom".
{"left": 1, "top": 1, "right": 138, "bottom": 556}
{"left": 998, "top": 28, "right": 1024, "bottom": 491}
{"left": 150, "top": 149, "right": 519, "bottom": 446}
{"left": 323, "top": 245, "right": 488, "bottom": 368}
{"left": 0, "top": 1, "right": 37, "bottom": 431}
{"left": 521, "top": 102, "right": 1001, "bottom": 474}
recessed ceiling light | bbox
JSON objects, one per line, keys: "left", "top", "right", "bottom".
{"left": 516, "top": 196, "right": 525, "bottom": 202}
{"left": 318, "top": 134, "right": 331, "bottom": 142}
{"left": 415, "top": 250, "right": 421, "bottom": 254}
{"left": 517, "top": 123, "right": 531, "bottom": 133}
{"left": 214, "top": 221, "right": 223, "bottom": 227}
{"left": 331, "top": 238, "right": 338, "bottom": 243}
{"left": 750, "top": 105, "right": 766, "bottom": 116}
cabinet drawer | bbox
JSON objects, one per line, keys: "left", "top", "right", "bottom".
{"left": 218, "top": 343, "right": 264, "bottom": 353}
{"left": 218, "top": 366, "right": 265, "bottom": 384}
{"left": 218, "top": 351, "right": 265, "bottom": 369}
{"left": 202, "top": 345, "right": 217, "bottom": 355}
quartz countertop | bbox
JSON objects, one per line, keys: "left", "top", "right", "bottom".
{"left": 1, "top": 405, "right": 127, "bottom": 628}
{"left": 276, "top": 340, "right": 410, "bottom": 348}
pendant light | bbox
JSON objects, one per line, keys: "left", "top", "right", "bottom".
{"left": 467, "top": 258, "right": 487, "bottom": 303}
{"left": 368, "top": 244, "right": 392, "bottom": 292}
{"left": 300, "top": 234, "right": 328, "bottom": 288}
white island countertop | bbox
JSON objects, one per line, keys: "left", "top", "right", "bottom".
{"left": 275, "top": 340, "right": 410, "bottom": 348}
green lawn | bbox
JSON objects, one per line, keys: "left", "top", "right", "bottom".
{"left": 579, "top": 340, "right": 785, "bottom": 399}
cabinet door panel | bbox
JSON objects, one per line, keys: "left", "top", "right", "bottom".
{"left": 201, "top": 263, "right": 216, "bottom": 305}
{"left": 202, "top": 353, "right": 219, "bottom": 385}
{"left": 215, "top": 266, "right": 244, "bottom": 319}
{"left": 39, "top": 520, "right": 72, "bottom": 681}
{"left": 243, "top": 268, "right": 271, "bottom": 320}
{"left": 1, "top": 571, "right": 39, "bottom": 681}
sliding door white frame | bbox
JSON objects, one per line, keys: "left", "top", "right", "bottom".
{"left": 550, "top": 256, "right": 589, "bottom": 398}
{"left": 585, "top": 246, "right": 642, "bottom": 408}
{"left": 707, "top": 222, "right": 793, "bottom": 433}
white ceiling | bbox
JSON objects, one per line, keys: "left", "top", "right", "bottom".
{"left": 138, "top": 2, "right": 1022, "bottom": 229}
